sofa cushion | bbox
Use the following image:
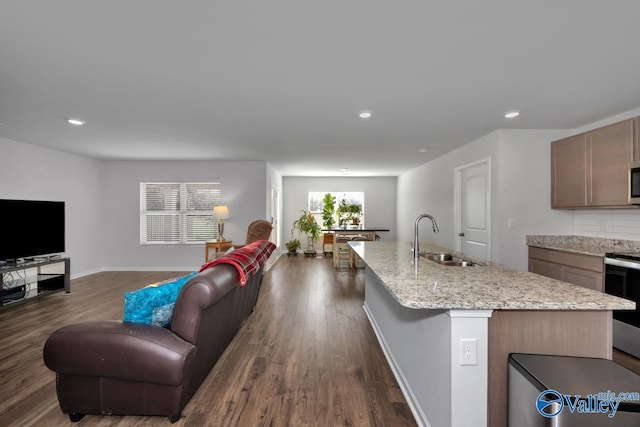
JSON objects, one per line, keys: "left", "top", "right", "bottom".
{"left": 123, "top": 271, "right": 197, "bottom": 326}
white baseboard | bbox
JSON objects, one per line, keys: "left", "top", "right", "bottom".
{"left": 72, "top": 267, "right": 197, "bottom": 279}
{"left": 70, "top": 267, "right": 105, "bottom": 280}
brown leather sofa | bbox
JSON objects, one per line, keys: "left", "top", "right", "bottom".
{"left": 43, "top": 262, "right": 265, "bottom": 423}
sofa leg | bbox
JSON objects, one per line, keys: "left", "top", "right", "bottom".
{"left": 68, "top": 413, "right": 85, "bottom": 422}
{"left": 168, "top": 414, "right": 181, "bottom": 423}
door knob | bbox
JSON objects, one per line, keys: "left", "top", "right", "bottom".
{"left": 458, "top": 232, "right": 465, "bottom": 237}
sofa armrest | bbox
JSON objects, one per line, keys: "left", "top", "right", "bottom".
{"left": 43, "top": 320, "right": 195, "bottom": 386}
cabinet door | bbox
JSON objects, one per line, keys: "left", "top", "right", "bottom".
{"left": 529, "top": 258, "right": 562, "bottom": 280}
{"left": 561, "top": 265, "right": 603, "bottom": 292}
{"left": 587, "top": 119, "right": 634, "bottom": 206}
{"left": 551, "top": 134, "right": 586, "bottom": 208}
{"left": 529, "top": 247, "right": 604, "bottom": 292}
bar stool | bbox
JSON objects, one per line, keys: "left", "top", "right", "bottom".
{"left": 322, "top": 233, "right": 334, "bottom": 256}
{"left": 333, "top": 234, "right": 353, "bottom": 268}
{"left": 350, "top": 236, "right": 370, "bottom": 268}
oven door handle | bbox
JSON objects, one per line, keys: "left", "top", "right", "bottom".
{"left": 605, "top": 257, "right": 640, "bottom": 270}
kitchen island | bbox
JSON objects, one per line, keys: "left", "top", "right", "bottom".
{"left": 349, "top": 241, "right": 635, "bottom": 427}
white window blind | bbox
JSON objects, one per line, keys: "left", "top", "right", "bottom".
{"left": 140, "top": 182, "right": 221, "bottom": 244}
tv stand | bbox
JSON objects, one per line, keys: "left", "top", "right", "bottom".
{"left": 0, "top": 257, "right": 70, "bottom": 309}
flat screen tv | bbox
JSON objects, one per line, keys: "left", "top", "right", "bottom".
{"left": 0, "top": 199, "right": 65, "bottom": 262}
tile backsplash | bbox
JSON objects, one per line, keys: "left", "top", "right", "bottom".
{"left": 573, "top": 210, "right": 640, "bottom": 241}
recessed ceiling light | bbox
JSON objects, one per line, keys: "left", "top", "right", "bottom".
{"left": 419, "top": 148, "right": 429, "bottom": 153}
{"left": 358, "top": 110, "right": 373, "bottom": 119}
{"left": 67, "top": 118, "right": 86, "bottom": 126}
{"left": 503, "top": 110, "right": 520, "bottom": 119}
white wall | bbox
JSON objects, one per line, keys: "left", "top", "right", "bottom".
{"left": 0, "top": 137, "right": 104, "bottom": 277}
{"left": 282, "top": 176, "right": 398, "bottom": 248}
{"left": 6, "top": 104, "right": 640, "bottom": 275}
{"left": 101, "top": 160, "right": 268, "bottom": 271}
{"left": 397, "top": 129, "right": 573, "bottom": 270}
{"left": 398, "top": 132, "right": 501, "bottom": 248}
{"left": 0, "top": 137, "right": 276, "bottom": 274}
{"left": 494, "top": 130, "right": 575, "bottom": 268}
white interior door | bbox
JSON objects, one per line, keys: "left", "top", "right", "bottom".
{"left": 455, "top": 159, "right": 490, "bottom": 260}
{"left": 270, "top": 189, "right": 280, "bottom": 246}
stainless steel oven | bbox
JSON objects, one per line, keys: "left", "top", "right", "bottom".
{"left": 605, "top": 252, "right": 640, "bottom": 358}
{"left": 629, "top": 161, "right": 640, "bottom": 204}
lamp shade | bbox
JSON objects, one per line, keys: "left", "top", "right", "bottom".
{"left": 213, "top": 205, "right": 230, "bottom": 219}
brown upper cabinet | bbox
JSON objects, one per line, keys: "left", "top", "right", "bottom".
{"left": 587, "top": 119, "right": 634, "bottom": 206}
{"left": 551, "top": 118, "right": 635, "bottom": 209}
{"left": 551, "top": 133, "right": 586, "bottom": 208}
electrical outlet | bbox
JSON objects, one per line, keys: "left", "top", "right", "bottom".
{"left": 460, "top": 338, "right": 477, "bottom": 366}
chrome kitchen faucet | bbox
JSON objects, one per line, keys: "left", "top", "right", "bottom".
{"left": 413, "top": 214, "right": 439, "bottom": 262}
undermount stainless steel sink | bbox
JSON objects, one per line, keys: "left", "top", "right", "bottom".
{"left": 419, "top": 252, "right": 479, "bottom": 267}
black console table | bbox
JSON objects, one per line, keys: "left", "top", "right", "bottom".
{"left": 0, "top": 257, "right": 70, "bottom": 309}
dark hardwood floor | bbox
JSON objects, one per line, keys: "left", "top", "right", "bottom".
{"left": 0, "top": 255, "right": 416, "bottom": 427}
{"left": 3, "top": 254, "right": 639, "bottom": 427}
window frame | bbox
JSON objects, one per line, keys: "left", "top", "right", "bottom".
{"left": 307, "top": 191, "right": 365, "bottom": 228}
{"left": 140, "top": 182, "right": 221, "bottom": 245}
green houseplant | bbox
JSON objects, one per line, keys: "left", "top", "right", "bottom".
{"left": 336, "top": 199, "right": 362, "bottom": 228}
{"left": 292, "top": 210, "right": 322, "bottom": 255}
{"left": 321, "top": 193, "right": 336, "bottom": 229}
{"left": 336, "top": 199, "right": 350, "bottom": 228}
{"left": 346, "top": 203, "right": 362, "bottom": 226}
{"left": 284, "top": 238, "right": 301, "bottom": 256}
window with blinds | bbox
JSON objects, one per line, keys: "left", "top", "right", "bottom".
{"left": 140, "top": 182, "right": 221, "bottom": 244}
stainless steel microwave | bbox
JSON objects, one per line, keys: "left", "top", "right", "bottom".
{"left": 630, "top": 161, "right": 640, "bottom": 204}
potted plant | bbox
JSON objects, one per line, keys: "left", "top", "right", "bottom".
{"left": 284, "top": 239, "right": 301, "bottom": 256}
{"left": 347, "top": 203, "right": 362, "bottom": 227}
{"left": 321, "top": 193, "right": 336, "bottom": 229}
{"left": 336, "top": 199, "right": 350, "bottom": 229}
{"left": 336, "top": 199, "right": 362, "bottom": 229}
{"left": 292, "top": 210, "right": 322, "bottom": 256}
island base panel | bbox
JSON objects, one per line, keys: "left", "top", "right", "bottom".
{"left": 488, "top": 309, "right": 612, "bottom": 427}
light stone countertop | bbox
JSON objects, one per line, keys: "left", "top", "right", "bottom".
{"left": 526, "top": 235, "right": 640, "bottom": 257}
{"left": 349, "top": 241, "right": 635, "bottom": 311}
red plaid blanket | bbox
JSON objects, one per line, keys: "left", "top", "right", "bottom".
{"left": 199, "top": 240, "right": 276, "bottom": 285}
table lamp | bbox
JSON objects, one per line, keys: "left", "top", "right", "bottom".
{"left": 213, "top": 205, "right": 230, "bottom": 241}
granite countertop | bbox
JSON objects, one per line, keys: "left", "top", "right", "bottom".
{"left": 526, "top": 235, "right": 640, "bottom": 257}
{"left": 349, "top": 241, "right": 635, "bottom": 311}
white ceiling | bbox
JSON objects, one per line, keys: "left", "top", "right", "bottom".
{"left": 2, "top": 1, "right": 640, "bottom": 176}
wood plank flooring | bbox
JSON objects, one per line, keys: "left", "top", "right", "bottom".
{"left": 0, "top": 255, "right": 416, "bottom": 427}
{"left": 3, "top": 254, "right": 640, "bottom": 427}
